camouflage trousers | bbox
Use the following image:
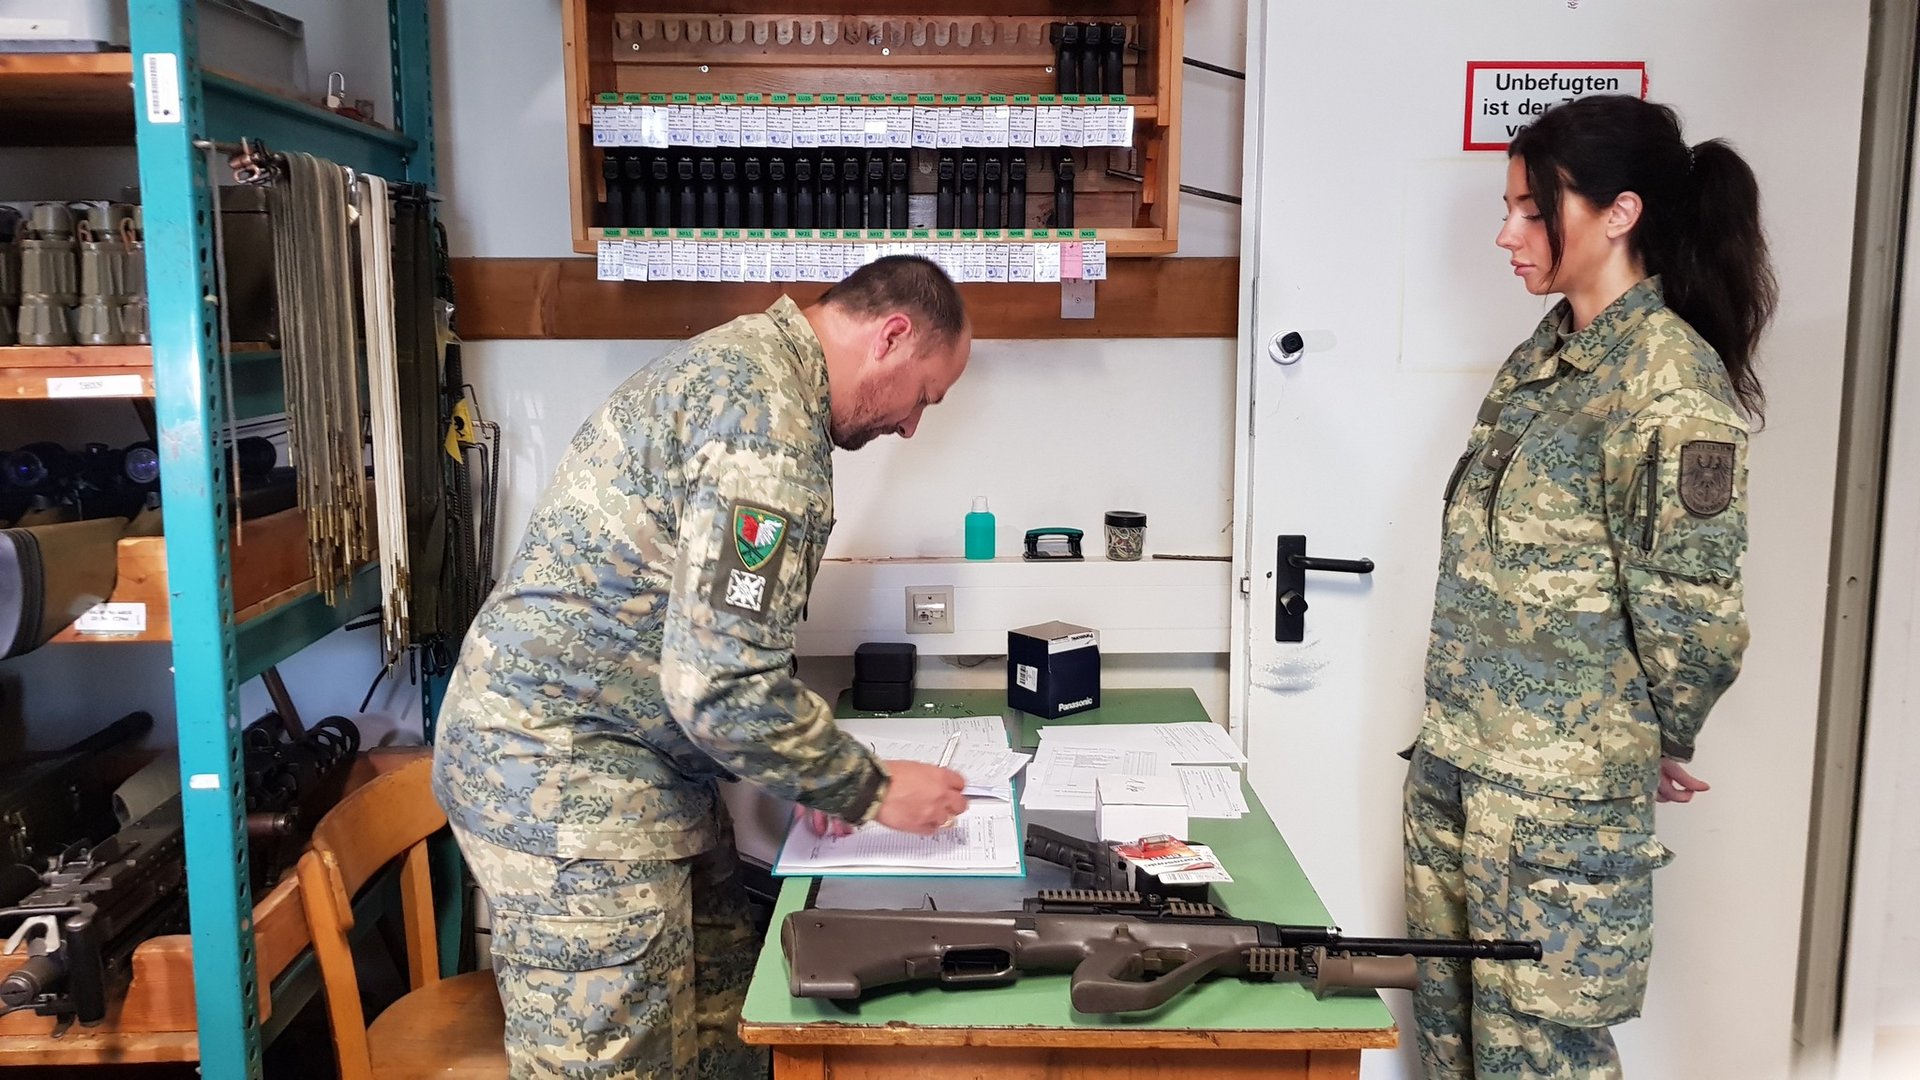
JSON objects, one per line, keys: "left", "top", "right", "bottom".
{"left": 1403, "top": 745, "right": 1673, "bottom": 1080}
{"left": 452, "top": 824, "right": 766, "bottom": 1080}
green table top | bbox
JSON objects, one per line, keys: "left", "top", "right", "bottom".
{"left": 739, "top": 689, "right": 1398, "bottom": 1040}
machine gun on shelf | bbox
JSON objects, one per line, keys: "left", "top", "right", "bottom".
{"left": 0, "top": 797, "right": 186, "bottom": 1027}
{"left": 0, "top": 711, "right": 152, "bottom": 870}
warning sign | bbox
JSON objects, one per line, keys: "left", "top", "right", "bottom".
{"left": 1463, "top": 61, "right": 1648, "bottom": 151}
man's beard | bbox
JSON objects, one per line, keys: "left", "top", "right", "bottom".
{"left": 830, "top": 367, "right": 913, "bottom": 450}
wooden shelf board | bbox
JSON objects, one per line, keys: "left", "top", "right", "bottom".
{"left": 46, "top": 507, "right": 323, "bottom": 646}
{"left": 451, "top": 254, "right": 1235, "bottom": 339}
{"left": 0, "top": 52, "right": 136, "bottom": 146}
{"left": 0, "top": 343, "right": 280, "bottom": 401}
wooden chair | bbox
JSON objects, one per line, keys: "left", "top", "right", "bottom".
{"left": 298, "top": 756, "right": 506, "bottom": 1079}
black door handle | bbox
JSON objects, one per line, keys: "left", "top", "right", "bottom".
{"left": 1287, "top": 554, "right": 1374, "bottom": 575}
{"left": 1274, "top": 535, "right": 1374, "bottom": 643}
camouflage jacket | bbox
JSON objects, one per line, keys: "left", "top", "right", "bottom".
{"left": 431, "top": 297, "right": 886, "bottom": 860}
{"left": 1419, "top": 277, "right": 1750, "bottom": 800}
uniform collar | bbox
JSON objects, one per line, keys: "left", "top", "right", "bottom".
{"left": 1519, "top": 276, "right": 1665, "bottom": 382}
{"left": 765, "top": 295, "right": 832, "bottom": 416}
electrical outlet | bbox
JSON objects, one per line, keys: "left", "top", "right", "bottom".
{"left": 905, "top": 586, "right": 954, "bottom": 634}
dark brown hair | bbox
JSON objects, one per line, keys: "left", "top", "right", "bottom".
{"left": 1510, "top": 95, "right": 1777, "bottom": 420}
{"left": 818, "top": 255, "right": 967, "bottom": 346}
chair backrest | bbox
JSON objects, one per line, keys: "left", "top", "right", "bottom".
{"left": 297, "top": 756, "right": 448, "bottom": 1080}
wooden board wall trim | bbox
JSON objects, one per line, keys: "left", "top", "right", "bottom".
{"left": 449, "top": 256, "right": 1238, "bottom": 340}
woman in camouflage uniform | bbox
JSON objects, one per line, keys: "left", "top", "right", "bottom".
{"left": 1404, "top": 95, "right": 1777, "bottom": 1079}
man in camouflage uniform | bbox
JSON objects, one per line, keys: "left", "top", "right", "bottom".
{"left": 432, "top": 256, "right": 974, "bottom": 1079}
{"left": 1407, "top": 276, "right": 1748, "bottom": 1078}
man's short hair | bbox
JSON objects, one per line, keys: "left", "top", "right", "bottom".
{"left": 817, "top": 255, "right": 967, "bottom": 346}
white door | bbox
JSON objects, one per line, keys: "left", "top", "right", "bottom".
{"left": 1233, "top": 2, "right": 1870, "bottom": 1078}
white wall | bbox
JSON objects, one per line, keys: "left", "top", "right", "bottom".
{"left": 430, "top": 0, "right": 1248, "bottom": 717}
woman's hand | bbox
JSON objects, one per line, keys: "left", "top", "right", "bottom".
{"left": 1657, "top": 758, "right": 1711, "bottom": 803}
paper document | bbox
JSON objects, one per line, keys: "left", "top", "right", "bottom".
{"left": 1175, "top": 766, "right": 1250, "bottom": 819}
{"left": 856, "top": 736, "right": 1031, "bottom": 799}
{"left": 836, "top": 714, "right": 1007, "bottom": 747}
{"left": 1020, "top": 742, "right": 1162, "bottom": 811}
{"left": 774, "top": 797, "right": 1021, "bottom": 876}
{"left": 1038, "top": 722, "right": 1247, "bottom": 765}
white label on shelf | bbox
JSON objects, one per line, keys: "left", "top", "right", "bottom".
{"left": 798, "top": 244, "right": 822, "bottom": 281}
{"left": 615, "top": 105, "right": 641, "bottom": 146}
{"left": 143, "top": 53, "right": 183, "bottom": 124}
{"left": 597, "top": 240, "right": 624, "bottom": 281}
{"left": 843, "top": 107, "right": 868, "bottom": 146}
{"left": 794, "top": 110, "right": 821, "bottom": 148}
{"left": 1035, "top": 107, "right": 1064, "bottom": 146}
{"left": 188, "top": 773, "right": 221, "bottom": 791}
{"left": 963, "top": 245, "right": 989, "bottom": 282}
{"left": 74, "top": 602, "right": 147, "bottom": 635}
{"left": 1083, "top": 240, "right": 1109, "bottom": 280}
{"left": 591, "top": 104, "right": 614, "bottom": 146}
{"left": 622, "top": 241, "right": 650, "bottom": 281}
{"left": 960, "top": 107, "right": 986, "bottom": 147}
{"left": 648, "top": 240, "right": 672, "bottom": 281}
{"left": 772, "top": 245, "right": 798, "bottom": 282}
{"left": 1035, "top": 244, "right": 1063, "bottom": 282}
{"left": 1115, "top": 106, "right": 1137, "bottom": 146}
{"left": 865, "top": 113, "right": 890, "bottom": 148}
{"left": 985, "top": 244, "right": 1011, "bottom": 283}
{"left": 746, "top": 242, "right": 774, "bottom": 282}
{"left": 1008, "top": 244, "right": 1037, "bottom": 282}
{"left": 767, "top": 107, "right": 794, "bottom": 148}
{"left": 692, "top": 108, "right": 719, "bottom": 148}
{"left": 887, "top": 107, "right": 915, "bottom": 148}
{"left": 937, "top": 109, "right": 962, "bottom": 149}
{"left": 1061, "top": 107, "right": 1085, "bottom": 148}
{"left": 741, "top": 106, "right": 769, "bottom": 147}
{"left": 913, "top": 107, "right": 939, "bottom": 149}
{"left": 720, "top": 242, "right": 745, "bottom": 282}
{"left": 672, "top": 240, "right": 699, "bottom": 281}
{"left": 985, "top": 106, "right": 1011, "bottom": 146}
{"left": 643, "top": 106, "right": 670, "bottom": 149}
{"left": 47, "top": 374, "right": 145, "bottom": 398}
{"left": 668, "top": 104, "right": 695, "bottom": 145}
{"left": 715, "top": 107, "right": 742, "bottom": 146}
{"left": 1009, "top": 108, "right": 1037, "bottom": 147}
{"left": 697, "top": 244, "right": 723, "bottom": 282}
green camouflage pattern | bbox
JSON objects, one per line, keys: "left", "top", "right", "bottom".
{"left": 1404, "top": 745, "right": 1672, "bottom": 1079}
{"left": 453, "top": 823, "right": 763, "bottom": 1079}
{"left": 432, "top": 296, "right": 885, "bottom": 861}
{"left": 1420, "top": 276, "right": 1750, "bottom": 799}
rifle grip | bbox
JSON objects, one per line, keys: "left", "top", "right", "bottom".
{"left": 1069, "top": 939, "right": 1240, "bottom": 1014}
{"left": 1313, "top": 954, "right": 1419, "bottom": 997}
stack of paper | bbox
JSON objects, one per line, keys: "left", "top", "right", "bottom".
{"left": 1021, "top": 722, "right": 1249, "bottom": 819}
{"left": 773, "top": 715, "right": 1029, "bottom": 877}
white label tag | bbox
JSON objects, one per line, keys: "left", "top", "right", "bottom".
{"left": 767, "top": 108, "right": 794, "bottom": 148}
{"left": 692, "top": 108, "right": 719, "bottom": 148}
{"left": 645, "top": 106, "right": 671, "bottom": 149}
{"left": 985, "top": 106, "right": 1011, "bottom": 147}
{"left": 622, "top": 241, "right": 650, "bottom": 281}
{"left": 672, "top": 240, "right": 698, "bottom": 281}
{"left": 1035, "top": 107, "right": 1064, "bottom": 146}
{"left": 1083, "top": 240, "right": 1108, "bottom": 280}
{"left": 985, "top": 244, "right": 1011, "bottom": 283}
{"left": 1009, "top": 108, "right": 1037, "bottom": 148}
{"left": 937, "top": 109, "right": 962, "bottom": 149}
{"left": 597, "top": 240, "right": 624, "bottom": 281}
{"left": 1035, "top": 244, "right": 1062, "bottom": 282}
{"left": 697, "top": 244, "right": 723, "bottom": 282}
{"left": 648, "top": 241, "right": 672, "bottom": 281}
{"left": 1061, "top": 107, "right": 1085, "bottom": 148}
{"left": 143, "top": 53, "right": 182, "bottom": 124}
{"left": 887, "top": 107, "right": 914, "bottom": 148}
{"left": 741, "top": 107, "right": 768, "bottom": 147}
{"left": 75, "top": 602, "right": 147, "bottom": 635}
{"left": 668, "top": 105, "right": 695, "bottom": 145}
{"left": 188, "top": 773, "right": 221, "bottom": 790}
{"left": 1017, "top": 664, "right": 1039, "bottom": 692}
{"left": 1008, "top": 245, "right": 1037, "bottom": 282}
{"left": 960, "top": 107, "right": 985, "bottom": 147}
{"left": 715, "top": 107, "right": 741, "bottom": 147}
{"left": 913, "top": 107, "right": 938, "bottom": 149}
{"left": 47, "top": 374, "right": 145, "bottom": 397}
{"left": 720, "top": 242, "right": 744, "bottom": 282}
{"left": 591, "top": 104, "right": 614, "bottom": 146}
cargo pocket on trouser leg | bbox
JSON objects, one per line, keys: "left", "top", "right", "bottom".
{"left": 1503, "top": 818, "right": 1673, "bottom": 1028}
{"left": 486, "top": 856, "right": 696, "bottom": 1078}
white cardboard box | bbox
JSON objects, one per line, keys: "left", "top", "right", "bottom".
{"left": 1094, "top": 773, "right": 1189, "bottom": 844}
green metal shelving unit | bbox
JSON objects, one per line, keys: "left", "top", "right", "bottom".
{"left": 124, "top": 1, "right": 435, "bottom": 1074}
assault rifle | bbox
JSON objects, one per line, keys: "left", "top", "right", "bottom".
{"left": 783, "top": 888, "right": 1541, "bottom": 1014}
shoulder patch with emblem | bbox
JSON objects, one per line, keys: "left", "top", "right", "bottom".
{"left": 1678, "top": 441, "right": 1736, "bottom": 517}
{"left": 712, "top": 502, "right": 794, "bottom": 619}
